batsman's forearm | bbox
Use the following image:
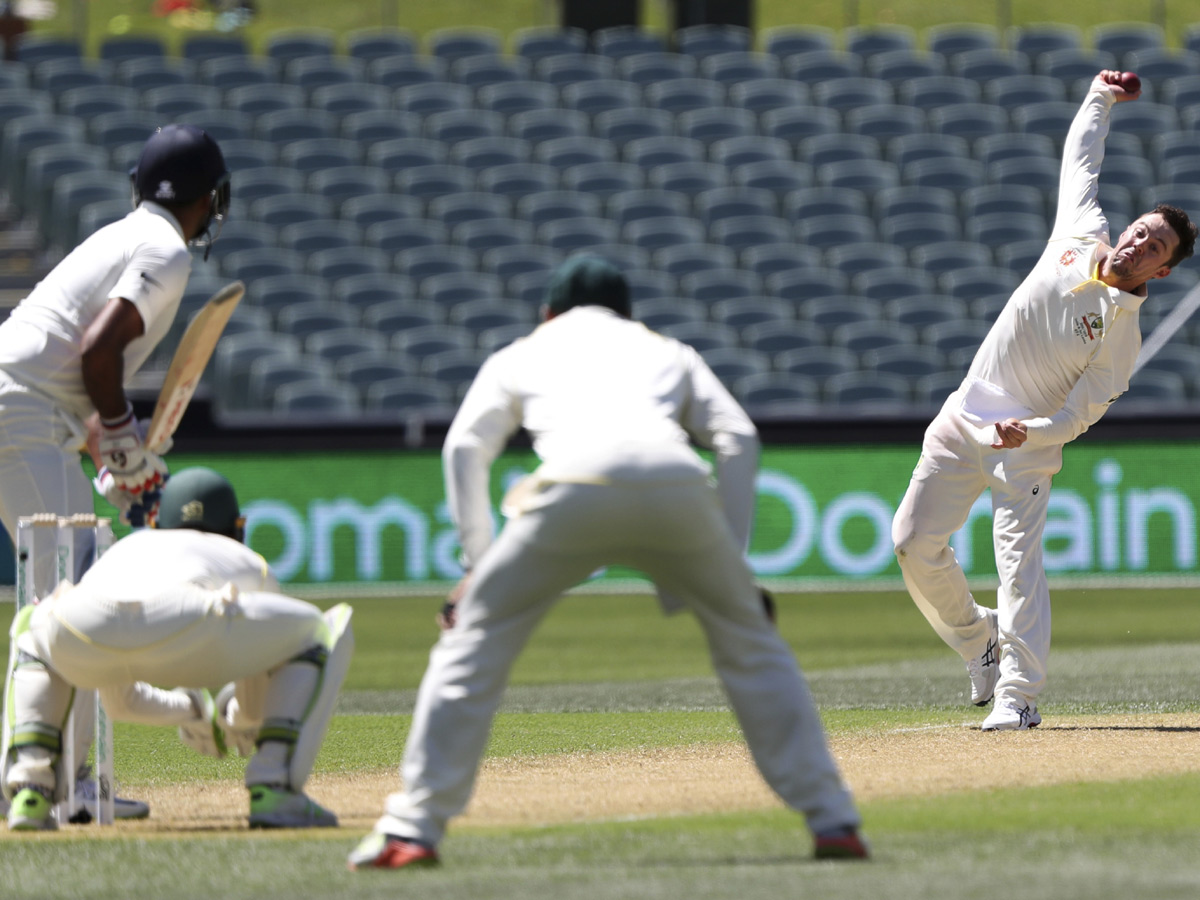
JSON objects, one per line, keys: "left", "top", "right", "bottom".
{"left": 80, "top": 346, "right": 130, "bottom": 421}
{"left": 80, "top": 296, "right": 146, "bottom": 420}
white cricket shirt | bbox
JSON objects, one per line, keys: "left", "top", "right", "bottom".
{"left": 443, "top": 306, "right": 761, "bottom": 568}
{"left": 74, "top": 528, "right": 278, "bottom": 603}
{"left": 0, "top": 202, "right": 192, "bottom": 425}
{"left": 961, "top": 88, "right": 1145, "bottom": 449}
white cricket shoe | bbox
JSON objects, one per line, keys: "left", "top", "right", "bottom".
{"left": 965, "top": 609, "right": 1000, "bottom": 706}
{"left": 981, "top": 699, "right": 1041, "bottom": 731}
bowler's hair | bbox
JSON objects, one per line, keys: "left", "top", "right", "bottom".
{"left": 1152, "top": 203, "right": 1198, "bottom": 268}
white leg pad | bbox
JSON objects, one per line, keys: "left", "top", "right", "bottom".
{"left": 245, "top": 604, "right": 354, "bottom": 790}
{"left": 3, "top": 648, "right": 72, "bottom": 803}
{"left": 291, "top": 603, "right": 353, "bottom": 789}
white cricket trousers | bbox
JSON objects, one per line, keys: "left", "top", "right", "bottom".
{"left": 376, "top": 474, "right": 860, "bottom": 845}
{"left": 5, "top": 584, "right": 327, "bottom": 796}
{"left": 891, "top": 406, "right": 1061, "bottom": 705}
{"left": 0, "top": 379, "right": 102, "bottom": 773}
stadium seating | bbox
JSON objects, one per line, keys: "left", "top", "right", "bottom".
{"left": 9, "top": 21, "right": 1200, "bottom": 419}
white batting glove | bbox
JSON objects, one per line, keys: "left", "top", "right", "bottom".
{"left": 93, "top": 470, "right": 165, "bottom": 527}
{"left": 96, "top": 403, "right": 168, "bottom": 499}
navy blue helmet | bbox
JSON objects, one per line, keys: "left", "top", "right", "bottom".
{"left": 131, "top": 124, "right": 230, "bottom": 250}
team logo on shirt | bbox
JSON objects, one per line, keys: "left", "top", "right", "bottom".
{"left": 1074, "top": 313, "right": 1104, "bottom": 343}
{"left": 1059, "top": 248, "right": 1080, "bottom": 268}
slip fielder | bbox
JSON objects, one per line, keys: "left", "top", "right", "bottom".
{"left": 349, "top": 255, "right": 866, "bottom": 870}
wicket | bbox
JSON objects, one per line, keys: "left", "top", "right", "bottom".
{"left": 13, "top": 513, "right": 114, "bottom": 826}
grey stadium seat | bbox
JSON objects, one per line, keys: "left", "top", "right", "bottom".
{"left": 775, "top": 345, "right": 858, "bottom": 380}
{"left": 761, "top": 24, "right": 836, "bottom": 59}
{"left": 273, "top": 380, "right": 361, "bottom": 417}
{"left": 247, "top": 356, "right": 336, "bottom": 412}
{"left": 305, "top": 327, "right": 390, "bottom": 365}
{"left": 830, "top": 320, "right": 919, "bottom": 354}
{"left": 824, "top": 371, "right": 913, "bottom": 406}
{"left": 264, "top": 27, "right": 336, "bottom": 65}
{"left": 275, "top": 301, "right": 358, "bottom": 340}
{"left": 741, "top": 320, "right": 826, "bottom": 355}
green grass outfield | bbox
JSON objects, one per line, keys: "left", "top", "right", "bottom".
{"left": 2, "top": 588, "right": 1200, "bottom": 899}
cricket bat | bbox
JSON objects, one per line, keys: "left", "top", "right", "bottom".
{"left": 144, "top": 280, "right": 244, "bottom": 453}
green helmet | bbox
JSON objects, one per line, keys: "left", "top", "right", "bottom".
{"left": 544, "top": 254, "right": 631, "bottom": 318}
{"left": 156, "top": 467, "right": 243, "bottom": 539}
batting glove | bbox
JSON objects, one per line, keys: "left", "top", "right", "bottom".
{"left": 96, "top": 402, "right": 167, "bottom": 499}
{"left": 93, "top": 470, "right": 166, "bottom": 527}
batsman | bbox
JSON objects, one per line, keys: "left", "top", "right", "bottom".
{"left": 892, "top": 71, "right": 1198, "bottom": 731}
{"left": 2, "top": 468, "right": 353, "bottom": 831}
{"left": 0, "top": 123, "right": 230, "bottom": 818}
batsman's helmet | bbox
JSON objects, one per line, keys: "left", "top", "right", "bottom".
{"left": 156, "top": 467, "right": 245, "bottom": 541}
{"left": 544, "top": 254, "right": 631, "bottom": 318}
{"left": 131, "top": 124, "right": 230, "bottom": 250}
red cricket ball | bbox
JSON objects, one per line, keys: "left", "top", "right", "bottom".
{"left": 1119, "top": 71, "right": 1141, "bottom": 93}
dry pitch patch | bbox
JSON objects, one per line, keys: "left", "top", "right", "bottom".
{"left": 6, "top": 713, "right": 1198, "bottom": 836}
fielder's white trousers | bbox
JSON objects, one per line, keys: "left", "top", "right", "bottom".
{"left": 892, "top": 404, "right": 1061, "bottom": 706}
{"left": 4, "top": 584, "right": 328, "bottom": 796}
{"left": 375, "top": 472, "right": 860, "bottom": 845}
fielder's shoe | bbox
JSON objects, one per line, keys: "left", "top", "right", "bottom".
{"left": 965, "top": 609, "right": 1000, "bottom": 707}
{"left": 248, "top": 785, "right": 337, "bottom": 829}
{"left": 7, "top": 786, "right": 56, "bottom": 831}
{"left": 813, "top": 826, "right": 869, "bottom": 860}
{"left": 68, "top": 768, "right": 150, "bottom": 823}
{"left": 981, "top": 698, "right": 1041, "bottom": 731}
{"left": 347, "top": 831, "right": 440, "bottom": 870}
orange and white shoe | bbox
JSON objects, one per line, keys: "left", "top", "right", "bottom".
{"left": 348, "top": 832, "right": 440, "bottom": 870}
{"left": 814, "top": 827, "right": 870, "bottom": 860}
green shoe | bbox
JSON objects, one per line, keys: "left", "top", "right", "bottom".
{"left": 248, "top": 785, "right": 337, "bottom": 829}
{"left": 8, "top": 786, "right": 57, "bottom": 831}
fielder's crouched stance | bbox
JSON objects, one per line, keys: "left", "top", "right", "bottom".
{"left": 349, "top": 256, "right": 865, "bottom": 870}
{"left": 1, "top": 468, "right": 353, "bottom": 831}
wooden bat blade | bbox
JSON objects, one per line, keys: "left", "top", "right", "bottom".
{"left": 145, "top": 280, "right": 244, "bottom": 452}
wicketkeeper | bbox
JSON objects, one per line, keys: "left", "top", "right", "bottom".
{"left": 0, "top": 123, "right": 231, "bottom": 819}
{"left": 2, "top": 467, "right": 353, "bottom": 831}
{"left": 349, "top": 255, "right": 866, "bottom": 870}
